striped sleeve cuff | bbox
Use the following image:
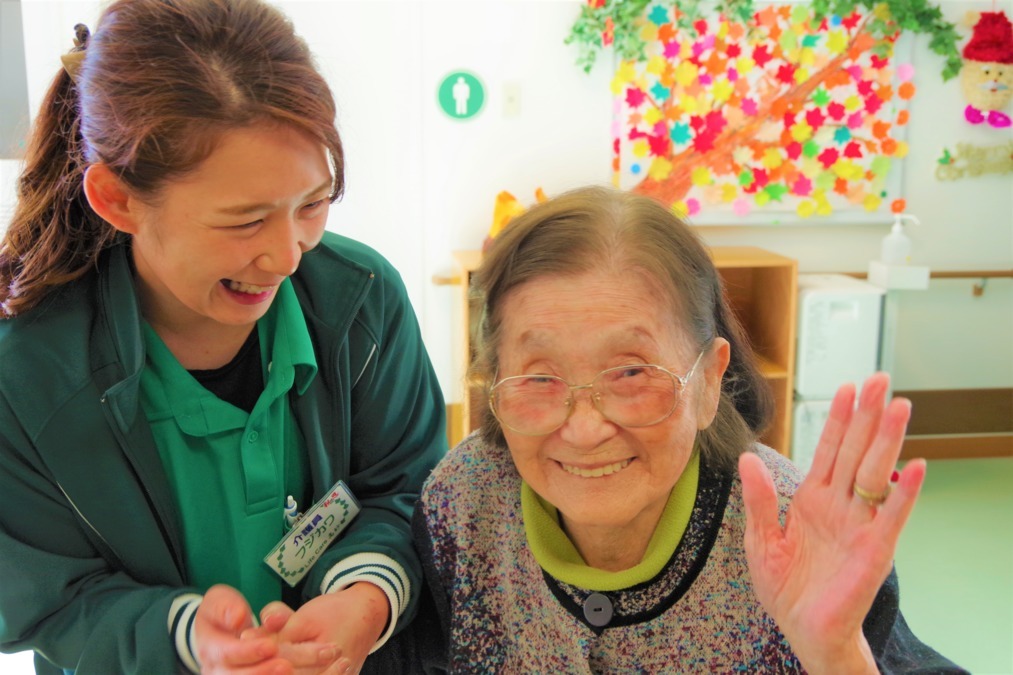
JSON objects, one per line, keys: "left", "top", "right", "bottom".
{"left": 168, "top": 593, "right": 203, "bottom": 674}
{"left": 320, "top": 552, "right": 410, "bottom": 653}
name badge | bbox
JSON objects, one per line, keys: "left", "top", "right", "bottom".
{"left": 264, "top": 481, "right": 361, "bottom": 586}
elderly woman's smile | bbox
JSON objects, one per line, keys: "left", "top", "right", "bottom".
{"left": 557, "top": 457, "right": 633, "bottom": 478}
{"left": 496, "top": 269, "right": 724, "bottom": 570}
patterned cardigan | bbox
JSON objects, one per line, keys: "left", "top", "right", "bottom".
{"left": 403, "top": 434, "right": 964, "bottom": 674}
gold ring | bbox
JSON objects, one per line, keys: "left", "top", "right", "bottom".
{"left": 853, "top": 481, "right": 891, "bottom": 506}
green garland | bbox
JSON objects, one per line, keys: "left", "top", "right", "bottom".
{"left": 566, "top": 0, "right": 963, "bottom": 80}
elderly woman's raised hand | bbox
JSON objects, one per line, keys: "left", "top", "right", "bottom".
{"left": 738, "top": 373, "right": 926, "bottom": 674}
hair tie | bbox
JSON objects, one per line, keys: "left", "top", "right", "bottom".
{"left": 60, "top": 23, "right": 91, "bottom": 83}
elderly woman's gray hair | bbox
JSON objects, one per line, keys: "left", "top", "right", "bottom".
{"left": 470, "top": 186, "right": 772, "bottom": 471}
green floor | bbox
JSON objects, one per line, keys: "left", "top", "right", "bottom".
{"left": 894, "top": 456, "right": 1013, "bottom": 674}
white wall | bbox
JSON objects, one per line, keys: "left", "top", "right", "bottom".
{"left": 292, "top": 0, "right": 615, "bottom": 401}
{"left": 10, "top": 0, "right": 1013, "bottom": 402}
{"left": 296, "top": 0, "right": 1013, "bottom": 398}
{"left": 283, "top": 0, "right": 613, "bottom": 399}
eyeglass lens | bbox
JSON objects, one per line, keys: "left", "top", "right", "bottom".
{"left": 491, "top": 365, "right": 680, "bottom": 435}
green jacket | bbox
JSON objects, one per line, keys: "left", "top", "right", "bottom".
{"left": 0, "top": 233, "right": 446, "bottom": 673}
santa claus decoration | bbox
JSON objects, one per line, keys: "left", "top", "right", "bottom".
{"left": 961, "top": 11, "right": 1013, "bottom": 128}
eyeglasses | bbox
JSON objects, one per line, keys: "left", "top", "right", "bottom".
{"left": 489, "top": 351, "right": 705, "bottom": 436}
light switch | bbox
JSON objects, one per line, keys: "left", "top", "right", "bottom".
{"left": 503, "top": 81, "right": 521, "bottom": 118}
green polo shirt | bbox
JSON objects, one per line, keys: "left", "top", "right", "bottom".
{"left": 139, "top": 279, "right": 316, "bottom": 613}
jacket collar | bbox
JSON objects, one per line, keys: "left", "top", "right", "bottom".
{"left": 96, "top": 243, "right": 147, "bottom": 432}
{"left": 97, "top": 236, "right": 376, "bottom": 433}
{"left": 287, "top": 239, "right": 375, "bottom": 339}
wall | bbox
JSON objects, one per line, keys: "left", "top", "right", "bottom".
{"left": 0, "top": 0, "right": 31, "bottom": 159}
{"left": 7, "top": 0, "right": 1013, "bottom": 403}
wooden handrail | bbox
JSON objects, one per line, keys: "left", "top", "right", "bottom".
{"left": 441, "top": 270, "right": 1013, "bottom": 292}
{"left": 441, "top": 270, "right": 1013, "bottom": 287}
{"left": 841, "top": 269, "right": 1012, "bottom": 280}
{"left": 838, "top": 269, "right": 1011, "bottom": 296}
{"left": 928, "top": 270, "right": 1013, "bottom": 279}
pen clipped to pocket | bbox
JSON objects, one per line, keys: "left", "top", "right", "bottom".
{"left": 264, "top": 480, "right": 361, "bottom": 586}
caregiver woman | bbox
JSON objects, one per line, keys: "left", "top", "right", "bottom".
{"left": 413, "top": 186, "right": 963, "bottom": 673}
{"left": 0, "top": 1, "right": 445, "bottom": 673}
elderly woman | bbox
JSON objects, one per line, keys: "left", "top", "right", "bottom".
{"left": 412, "top": 187, "right": 962, "bottom": 673}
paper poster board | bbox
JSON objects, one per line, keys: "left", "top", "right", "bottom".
{"left": 611, "top": 4, "right": 915, "bottom": 224}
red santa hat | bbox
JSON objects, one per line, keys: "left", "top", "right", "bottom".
{"left": 963, "top": 11, "right": 1013, "bottom": 64}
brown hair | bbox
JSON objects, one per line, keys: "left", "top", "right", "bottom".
{"left": 0, "top": 0, "right": 344, "bottom": 317}
{"left": 471, "top": 186, "right": 773, "bottom": 471}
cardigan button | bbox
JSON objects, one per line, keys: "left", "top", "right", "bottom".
{"left": 582, "top": 592, "right": 613, "bottom": 627}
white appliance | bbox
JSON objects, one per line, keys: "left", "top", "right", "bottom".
{"left": 792, "top": 398, "right": 832, "bottom": 474}
{"left": 791, "top": 274, "right": 885, "bottom": 472}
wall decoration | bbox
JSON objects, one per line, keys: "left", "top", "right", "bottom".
{"left": 936, "top": 141, "right": 1013, "bottom": 179}
{"left": 569, "top": 0, "right": 962, "bottom": 78}
{"left": 567, "top": 0, "right": 963, "bottom": 224}
{"left": 960, "top": 11, "right": 1013, "bottom": 128}
{"left": 615, "top": 5, "right": 918, "bottom": 221}
{"left": 437, "top": 71, "right": 485, "bottom": 121}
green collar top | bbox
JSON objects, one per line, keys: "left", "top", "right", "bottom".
{"left": 522, "top": 450, "right": 700, "bottom": 592}
{"left": 139, "top": 278, "right": 317, "bottom": 613}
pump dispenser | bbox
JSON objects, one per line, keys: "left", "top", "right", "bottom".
{"left": 880, "top": 213, "right": 919, "bottom": 265}
{"left": 868, "top": 199, "right": 929, "bottom": 292}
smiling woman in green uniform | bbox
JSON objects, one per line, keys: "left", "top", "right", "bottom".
{"left": 0, "top": 1, "right": 445, "bottom": 673}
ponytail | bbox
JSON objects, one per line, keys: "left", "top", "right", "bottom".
{"left": 2, "top": 1, "right": 346, "bottom": 318}
{"left": 0, "top": 62, "right": 119, "bottom": 317}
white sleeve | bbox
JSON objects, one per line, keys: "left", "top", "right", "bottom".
{"left": 167, "top": 593, "right": 203, "bottom": 673}
{"left": 319, "top": 552, "right": 410, "bottom": 652}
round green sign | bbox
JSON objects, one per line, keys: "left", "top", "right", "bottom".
{"left": 437, "top": 71, "right": 485, "bottom": 120}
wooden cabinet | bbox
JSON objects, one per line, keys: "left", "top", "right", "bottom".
{"left": 445, "top": 246, "right": 797, "bottom": 454}
{"left": 707, "top": 247, "right": 798, "bottom": 454}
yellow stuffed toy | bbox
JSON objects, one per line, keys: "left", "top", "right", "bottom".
{"left": 483, "top": 188, "right": 547, "bottom": 252}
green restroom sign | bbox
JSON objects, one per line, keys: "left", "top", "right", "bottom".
{"left": 438, "top": 71, "right": 485, "bottom": 120}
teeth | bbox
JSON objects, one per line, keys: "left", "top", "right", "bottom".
{"left": 561, "top": 459, "right": 631, "bottom": 478}
{"left": 227, "top": 280, "right": 273, "bottom": 294}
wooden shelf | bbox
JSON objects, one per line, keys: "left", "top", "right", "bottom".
{"left": 755, "top": 354, "right": 789, "bottom": 380}
{"left": 708, "top": 246, "right": 796, "bottom": 269}
{"left": 452, "top": 250, "right": 482, "bottom": 271}
{"left": 445, "top": 246, "right": 797, "bottom": 455}
{"left": 707, "top": 246, "right": 797, "bottom": 453}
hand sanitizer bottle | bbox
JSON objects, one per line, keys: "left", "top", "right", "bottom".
{"left": 881, "top": 213, "right": 919, "bottom": 265}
